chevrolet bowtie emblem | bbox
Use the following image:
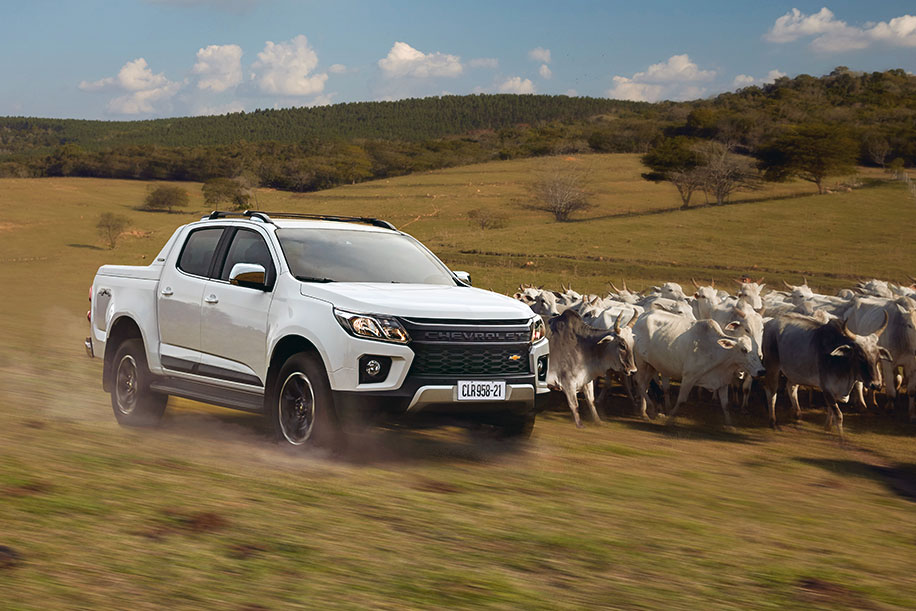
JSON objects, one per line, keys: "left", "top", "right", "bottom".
{"left": 508, "top": 354, "right": 522, "bottom": 361}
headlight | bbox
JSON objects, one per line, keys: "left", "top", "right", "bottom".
{"left": 334, "top": 309, "right": 411, "bottom": 344}
{"left": 531, "top": 317, "right": 547, "bottom": 343}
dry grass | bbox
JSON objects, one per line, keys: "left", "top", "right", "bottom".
{"left": 0, "top": 158, "right": 914, "bottom": 609}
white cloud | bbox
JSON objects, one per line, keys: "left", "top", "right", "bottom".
{"left": 607, "top": 54, "right": 715, "bottom": 102}
{"left": 539, "top": 64, "right": 552, "bottom": 79}
{"left": 498, "top": 76, "right": 535, "bottom": 94}
{"left": 308, "top": 93, "right": 337, "bottom": 107}
{"left": 565, "top": 89, "right": 578, "bottom": 97}
{"left": 732, "top": 69, "right": 786, "bottom": 89}
{"left": 79, "top": 58, "right": 181, "bottom": 115}
{"left": 529, "top": 47, "right": 551, "bottom": 63}
{"left": 328, "top": 63, "right": 347, "bottom": 74}
{"left": 251, "top": 34, "right": 327, "bottom": 96}
{"left": 378, "top": 42, "right": 463, "bottom": 78}
{"left": 192, "top": 44, "right": 242, "bottom": 92}
{"left": 765, "top": 8, "right": 916, "bottom": 52}
{"left": 469, "top": 58, "right": 499, "bottom": 69}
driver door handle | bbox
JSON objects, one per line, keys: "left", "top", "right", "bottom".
{"left": 204, "top": 294, "right": 219, "bottom": 304}
{"left": 161, "top": 287, "right": 173, "bottom": 296}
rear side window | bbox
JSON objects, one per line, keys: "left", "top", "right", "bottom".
{"left": 177, "top": 228, "right": 224, "bottom": 277}
{"left": 219, "top": 229, "right": 275, "bottom": 282}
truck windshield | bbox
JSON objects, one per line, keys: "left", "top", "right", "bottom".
{"left": 276, "top": 228, "right": 457, "bottom": 285}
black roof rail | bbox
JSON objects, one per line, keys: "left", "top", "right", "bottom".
{"left": 203, "top": 210, "right": 273, "bottom": 223}
{"left": 202, "top": 210, "right": 397, "bottom": 231}
{"left": 245, "top": 211, "right": 397, "bottom": 231}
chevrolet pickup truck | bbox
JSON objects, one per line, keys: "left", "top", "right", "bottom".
{"left": 86, "top": 211, "right": 549, "bottom": 447}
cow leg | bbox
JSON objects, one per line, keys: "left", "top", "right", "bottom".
{"left": 582, "top": 381, "right": 602, "bottom": 424}
{"left": 717, "top": 386, "right": 733, "bottom": 428}
{"left": 661, "top": 376, "right": 672, "bottom": 413}
{"left": 596, "top": 372, "right": 611, "bottom": 407}
{"left": 665, "top": 379, "right": 694, "bottom": 426}
{"left": 562, "top": 385, "right": 583, "bottom": 428}
{"left": 788, "top": 384, "right": 802, "bottom": 422}
{"left": 906, "top": 366, "right": 916, "bottom": 422}
{"left": 619, "top": 372, "right": 638, "bottom": 409}
{"left": 763, "top": 367, "right": 781, "bottom": 430}
{"left": 741, "top": 374, "right": 753, "bottom": 412}
{"left": 881, "top": 361, "right": 897, "bottom": 412}
{"left": 827, "top": 401, "right": 845, "bottom": 440}
{"left": 634, "top": 360, "right": 656, "bottom": 421}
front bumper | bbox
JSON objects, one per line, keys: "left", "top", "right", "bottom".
{"left": 84, "top": 337, "right": 95, "bottom": 358}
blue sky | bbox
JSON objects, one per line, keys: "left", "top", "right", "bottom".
{"left": 2, "top": 1, "right": 914, "bottom": 120}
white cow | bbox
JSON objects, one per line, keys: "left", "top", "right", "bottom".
{"left": 633, "top": 310, "right": 765, "bottom": 426}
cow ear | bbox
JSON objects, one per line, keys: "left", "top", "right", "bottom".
{"left": 830, "top": 345, "right": 852, "bottom": 357}
{"left": 725, "top": 321, "right": 741, "bottom": 331}
{"left": 598, "top": 335, "right": 614, "bottom": 344}
{"left": 717, "top": 338, "right": 736, "bottom": 349}
{"left": 878, "top": 347, "right": 893, "bottom": 362}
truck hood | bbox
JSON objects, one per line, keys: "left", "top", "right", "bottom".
{"left": 300, "top": 282, "right": 534, "bottom": 321}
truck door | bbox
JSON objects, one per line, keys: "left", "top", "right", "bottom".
{"left": 199, "top": 228, "right": 276, "bottom": 387}
{"left": 157, "top": 226, "right": 226, "bottom": 372}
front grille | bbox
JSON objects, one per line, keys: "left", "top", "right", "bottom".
{"left": 401, "top": 318, "right": 532, "bottom": 377}
{"left": 411, "top": 345, "right": 530, "bottom": 376}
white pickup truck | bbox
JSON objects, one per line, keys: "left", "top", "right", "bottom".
{"left": 86, "top": 211, "right": 549, "bottom": 447}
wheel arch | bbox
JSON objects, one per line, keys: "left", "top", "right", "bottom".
{"left": 266, "top": 335, "right": 324, "bottom": 396}
{"left": 102, "top": 316, "right": 144, "bottom": 392}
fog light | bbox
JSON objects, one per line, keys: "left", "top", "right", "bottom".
{"left": 365, "top": 359, "right": 382, "bottom": 376}
{"left": 537, "top": 355, "right": 548, "bottom": 381}
{"left": 358, "top": 355, "right": 392, "bottom": 384}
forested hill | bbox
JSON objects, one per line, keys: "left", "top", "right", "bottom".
{"left": 0, "top": 95, "right": 647, "bottom": 153}
{"left": 0, "top": 68, "right": 913, "bottom": 193}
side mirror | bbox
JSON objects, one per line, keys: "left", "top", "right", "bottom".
{"left": 229, "top": 263, "right": 268, "bottom": 290}
{"left": 454, "top": 271, "right": 472, "bottom": 286}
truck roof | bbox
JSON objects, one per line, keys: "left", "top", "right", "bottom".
{"left": 199, "top": 210, "right": 397, "bottom": 232}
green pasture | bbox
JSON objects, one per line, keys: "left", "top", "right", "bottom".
{"left": 0, "top": 155, "right": 914, "bottom": 609}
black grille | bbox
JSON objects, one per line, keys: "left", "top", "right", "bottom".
{"left": 401, "top": 318, "right": 532, "bottom": 377}
{"left": 411, "top": 345, "right": 530, "bottom": 376}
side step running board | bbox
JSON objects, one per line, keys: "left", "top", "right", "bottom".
{"left": 151, "top": 378, "right": 265, "bottom": 413}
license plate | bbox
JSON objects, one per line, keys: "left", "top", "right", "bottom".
{"left": 457, "top": 380, "right": 506, "bottom": 401}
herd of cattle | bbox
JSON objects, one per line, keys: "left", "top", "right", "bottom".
{"left": 514, "top": 278, "right": 916, "bottom": 437}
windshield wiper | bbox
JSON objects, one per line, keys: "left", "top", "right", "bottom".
{"left": 295, "top": 275, "right": 335, "bottom": 283}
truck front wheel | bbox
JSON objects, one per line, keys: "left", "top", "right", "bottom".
{"left": 269, "top": 352, "right": 342, "bottom": 449}
{"left": 110, "top": 339, "right": 167, "bottom": 427}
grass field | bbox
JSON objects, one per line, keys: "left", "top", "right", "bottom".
{"left": 1, "top": 155, "right": 915, "bottom": 609}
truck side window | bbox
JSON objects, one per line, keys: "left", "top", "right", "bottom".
{"left": 177, "top": 228, "right": 224, "bottom": 278}
{"left": 219, "top": 229, "right": 275, "bottom": 283}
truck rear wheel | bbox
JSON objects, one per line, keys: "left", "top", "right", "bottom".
{"left": 110, "top": 339, "right": 167, "bottom": 427}
{"left": 269, "top": 352, "right": 343, "bottom": 449}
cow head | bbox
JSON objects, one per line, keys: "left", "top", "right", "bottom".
{"left": 692, "top": 278, "right": 720, "bottom": 314}
{"left": 660, "top": 282, "right": 687, "bottom": 302}
{"left": 897, "top": 302, "right": 916, "bottom": 356}
{"left": 717, "top": 335, "right": 766, "bottom": 377}
{"left": 735, "top": 279, "right": 765, "bottom": 311}
{"left": 597, "top": 313, "right": 638, "bottom": 375}
{"left": 829, "top": 316, "right": 892, "bottom": 390}
{"left": 722, "top": 302, "right": 765, "bottom": 361}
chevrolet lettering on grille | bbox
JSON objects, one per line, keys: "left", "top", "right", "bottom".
{"left": 422, "top": 330, "right": 529, "bottom": 342}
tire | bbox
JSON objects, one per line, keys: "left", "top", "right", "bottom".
{"left": 269, "top": 352, "right": 342, "bottom": 449}
{"left": 110, "top": 338, "right": 167, "bottom": 427}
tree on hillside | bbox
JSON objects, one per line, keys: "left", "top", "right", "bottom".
{"left": 757, "top": 124, "right": 858, "bottom": 194}
{"left": 694, "top": 141, "right": 761, "bottom": 205}
{"left": 526, "top": 166, "right": 593, "bottom": 222}
{"left": 96, "top": 212, "right": 130, "bottom": 249}
{"left": 202, "top": 177, "right": 251, "bottom": 210}
{"left": 641, "top": 136, "right": 704, "bottom": 209}
{"left": 863, "top": 132, "right": 891, "bottom": 168}
{"left": 144, "top": 185, "right": 189, "bottom": 213}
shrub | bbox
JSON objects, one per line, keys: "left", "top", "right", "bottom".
{"left": 96, "top": 212, "right": 130, "bottom": 249}
{"left": 144, "top": 185, "right": 189, "bottom": 213}
{"left": 467, "top": 208, "right": 509, "bottom": 230}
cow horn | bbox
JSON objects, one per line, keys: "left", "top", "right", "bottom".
{"left": 691, "top": 277, "right": 701, "bottom": 289}
{"left": 842, "top": 320, "right": 857, "bottom": 340}
{"left": 710, "top": 278, "right": 715, "bottom": 288}
{"left": 782, "top": 280, "right": 794, "bottom": 290}
{"left": 802, "top": 276, "right": 808, "bottom": 286}
{"left": 734, "top": 278, "right": 744, "bottom": 286}
{"left": 907, "top": 274, "right": 916, "bottom": 285}
{"left": 875, "top": 310, "right": 889, "bottom": 338}
{"left": 735, "top": 306, "right": 747, "bottom": 318}
{"left": 614, "top": 311, "right": 623, "bottom": 333}
{"left": 627, "top": 312, "right": 638, "bottom": 328}
{"left": 609, "top": 281, "right": 621, "bottom": 293}
{"left": 622, "top": 279, "right": 628, "bottom": 292}
{"left": 757, "top": 277, "right": 765, "bottom": 285}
